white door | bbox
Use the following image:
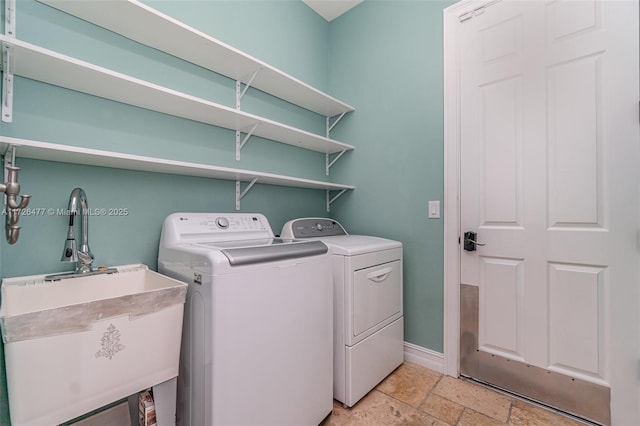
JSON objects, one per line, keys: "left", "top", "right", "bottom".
{"left": 458, "top": 0, "right": 639, "bottom": 424}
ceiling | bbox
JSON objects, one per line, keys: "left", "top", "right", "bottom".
{"left": 303, "top": 0, "right": 365, "bottom": 22}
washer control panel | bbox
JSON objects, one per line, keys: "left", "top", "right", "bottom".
{"left": 163, "top": 213, "right": 274, "bottom": 245}
{"left": 282, "top": 218, "right": 347, "bottom": 238}
{"left": 183, "top": 214, "right": 269, "bottom": 232}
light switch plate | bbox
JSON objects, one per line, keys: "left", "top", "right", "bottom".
{"left": 428, "top": 200, "right": 440, "bottom": 219}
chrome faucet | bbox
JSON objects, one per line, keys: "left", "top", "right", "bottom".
{"left": 61, "top": 187, "right": 94, "bottom": 274}
{"left": 44, "top": 188, "right": 117, "bottom": 281}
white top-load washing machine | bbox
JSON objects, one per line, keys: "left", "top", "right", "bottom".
{"left": 158, "top": 213, "right": 333, "bottom": 426}
{"left": 281, "top": 218, "right": 404, "bottom": 407}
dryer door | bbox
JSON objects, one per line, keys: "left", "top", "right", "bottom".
{"left": 352, "top": 260, "right": 402, "bottom": 340}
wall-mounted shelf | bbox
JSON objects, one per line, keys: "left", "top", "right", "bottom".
{"left": 36, "top": 0, "right": 355, "bottom": 118}
{"left": 0, "top": 137, "right": 353, "bottom": 211}
{"left": 0, "top": 36, "right": 353, "bottom": 158}
{"left": 1, "top": 1, "right": 355, "bottom": 211}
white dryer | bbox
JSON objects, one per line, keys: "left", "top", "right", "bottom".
{"left": 159, "top": 213, "right": 333, "bottom": 426}
{"left": 281, "top": 218, "right": 404, "bottom": 407}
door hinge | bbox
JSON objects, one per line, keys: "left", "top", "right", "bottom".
{"left": 458, "top": 0, "right": 502, "bottom": 23}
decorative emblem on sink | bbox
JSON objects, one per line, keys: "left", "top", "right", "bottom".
{"left": 95, "top": 324, "right": 126, "bottom": 360}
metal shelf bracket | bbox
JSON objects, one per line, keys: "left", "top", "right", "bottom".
{"left": 324, "top": 112, "right": 348, "bottom": 175}
{"left": 5, "top": 0, "right": 15, "bottom": 38}
{"left": 235, "top": 122, "right": 260, "bottom": 161}
{"left": 326, "top": 188, "right": 347, "bottom": 212}
{"left": 2, "top": 42, "right": 14, "bottom": 123}
{"left": 234, "top": 67, "right": 261, "bottom": 161}
{"left": 326, "top": 150, "right": 347, "bottom": 176}
{"left": 235, "top": 67, "right": 262, "bottom": 110}
{"left": 326, "top": 112, "right": 347, "bottom": 135}
{"left": 3, "top": 144, "right": 16, "bottom": 173}
{"left": 236, "top": 177, "right": 258, "bottom": 210}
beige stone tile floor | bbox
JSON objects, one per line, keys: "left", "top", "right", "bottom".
{"left": 323, "top": 362, "right": 589, "bottom": 426}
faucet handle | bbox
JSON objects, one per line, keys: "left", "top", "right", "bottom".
{"left": 76, "top": 251, "right": 94, "bottom": 274}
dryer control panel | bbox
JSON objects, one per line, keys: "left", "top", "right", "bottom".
{"left": 281, "top": 218, "right": 347, "bottom": 238}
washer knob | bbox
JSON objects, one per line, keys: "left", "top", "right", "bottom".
{"left": 315, "top": 223, "right": 323, "bottom": 231}
{"left": 216, "top": 217, "right": 229, "bottom": 229}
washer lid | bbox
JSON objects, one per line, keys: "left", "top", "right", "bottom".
{"left": 315, "top": 235, "right": 401, "bottom": 256}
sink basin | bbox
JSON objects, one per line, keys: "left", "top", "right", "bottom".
{"left": 0, "top": 264, "right": 187, "bottom": 426}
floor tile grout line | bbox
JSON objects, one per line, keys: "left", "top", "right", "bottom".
{"left": 427, "top": 375, "right": 461, "bottom": 421}
{"left": 454, "top": 375, "right": 517, "bottom": 423}
{"left": 372, "top": 388, "right": 421, "bottom": 411}
{"left": 453, "top": 407, "right": 466, "bottom": 426}
{"left": 506, "top": 400, "right": 515, "bottom": 425}
{"left": 415, "top": 374, "right": 467, "bottom": 426}
{"left": 417, "top": 373, "right": 443, "bottom": 407}
{"left": 374, "top": 388, "right": 462, "bottom": 426}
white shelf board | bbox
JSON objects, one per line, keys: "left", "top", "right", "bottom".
{"left": 0, "top": 36, "right": 354, "bottom": 155}
{"left": 36, "top": 0, "right": 355, "bottom": 117}
{"left": 0, "top": 137, "right": 355, "bottom": 191}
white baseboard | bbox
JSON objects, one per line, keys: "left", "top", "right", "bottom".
{"left": 403, "top": 342, "right": 444, "bottom": 373}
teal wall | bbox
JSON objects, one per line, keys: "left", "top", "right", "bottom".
{"left": 0, "top": 1, "right": 331, "bottom": 424}
{"left": 328, "top": 0, "right": 456, "bottom": 351}
{"left": 0, "top": 0, "right": 454, "bottom": 424}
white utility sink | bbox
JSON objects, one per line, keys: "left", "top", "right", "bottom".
{"left": 0, "top": 264, "right": 187, "bottom": 426}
